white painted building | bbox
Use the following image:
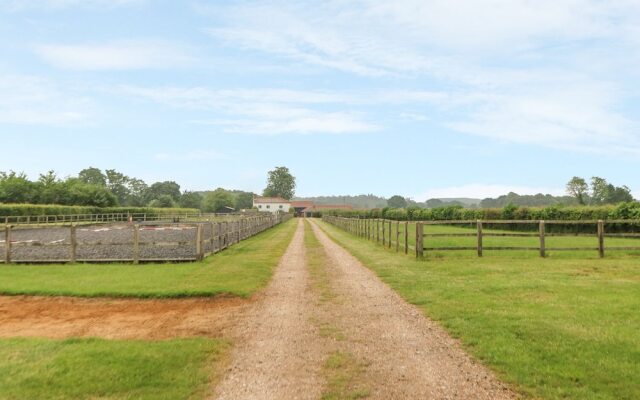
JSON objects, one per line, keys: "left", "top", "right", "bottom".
{"left": 253, "top": 196, "right": 291, "bottom": 213}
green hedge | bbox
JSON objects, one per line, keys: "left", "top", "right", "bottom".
{"left": 323, "top": 203, "right": 640, "bottom": 234}
{"left": 322, "top": 202, "right": 640, "bottom": 221}
{"left": 0, "top": 204, "right": 199, "bottom": 217}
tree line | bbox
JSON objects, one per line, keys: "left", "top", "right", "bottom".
{"left": 0, "top": 168, "right": 254, "bottom": 212}
{"left": 0, "top": 166, "right": 298, "bottom": 213}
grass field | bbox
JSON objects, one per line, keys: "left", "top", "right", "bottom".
{"left": 360, "top": 220, "right": 640, "bottom": 259}
{"left": 0, "top": 338, "right": 228, "bottom": 400}
{"left": 0, "top": 219, "right": 296, "bottom": 298}
{"left": 0, "top": 220, "right": 296, "bottom": 399}
{"left": 316, "top": 219, "right": 640, "bottom": 400}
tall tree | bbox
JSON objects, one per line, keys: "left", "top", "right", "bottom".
{"left": 126, "top": 178, "right": 149, "bottom": 206}
{"left": 263, "top": 166, "right": 296, "bottom": 200}
{"left": 105, "top": 169, "right": 130, "bottom": 206}
{"left": 606, "top": 184, "right": 634, "bottom": 203}
{"left": 146, "top": 181, "right": 181, "bottom": 204}
{"left": 0, "top": 171, "right": 38, "bottom": 203}
{"left": 234, "top": 191, "right": 255, "bottom": 210}
{"left": 179, "top": 191, "right": 203, "bottom": 209}
{"left": 566, "top": 177, "right": 589, "bottom": 205}
{"left": 590, "top": 177, "right": 609, "bottom": 205}
{"left": 78, "top": 167, "right": 107, "bottom": 186}
{"left": 387, "top": 195, "right": 408, "bottom": 208}
{"left": 203, "top": 188, "right": 234, "bottom": 212}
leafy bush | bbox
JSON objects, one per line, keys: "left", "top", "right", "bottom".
{"left": 321, "top": 202, "right": 640, "bottom": 221}
{"left": 0, "top": 204, "right": 199, "bottom": 217}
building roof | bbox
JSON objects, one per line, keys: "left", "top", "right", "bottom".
{"left": 302, "top": 204, "right": 353, "bottom": 212}
{"left": 290, "top": 201, "right": 314, "bottom": 208}
{"left": 253, "top": 196, "right": 290, "bottom": 204}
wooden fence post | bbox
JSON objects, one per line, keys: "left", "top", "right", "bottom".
{"left": 133, "top": 224, "right": 140, "bottom": 264}
{"left": 539, "top": 220, "right": 546, "bottom": 258}
{"left": 69, "top": 225, "right": 77, "bottom": 263}
{"left": 388, "top": 220, "right": 392, "bottom": 249}
{"left": 211, "top": 222, "right": 216, "bottom": 254}
{"left": 477, "top": 220, "right": 483, "bottom": 257}
{"left": 376, "top": 219, "right": 380, "bottom": 243}
{"left": 415, "top": 222, "right": 424, "bottom": 258}
{"left": 196, "top": 224, "right": 204, "bottom": 261}
{"left": 396, "top": 221, "right": 400, "bottom": 252}
{"left": 597, "top": 220, "right": 605, "bottom": 258}
{"left": 4, "top": 225, "right": 10, "bottom": 264}
{"left": 404, "top": 221, "right": 409, "bottom": 254}
{"left": 382, "top": 220, "right": 386, "bottom": 247}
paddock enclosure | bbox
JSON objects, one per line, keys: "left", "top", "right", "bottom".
{"left": 1, "top": 213, "right": 292, "bottom": 263}
{"left": 323, "top": 216, "right": 640, "bottom": 258}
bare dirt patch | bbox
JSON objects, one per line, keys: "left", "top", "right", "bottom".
{"left": 0, "top": 295, "right": 248, "bottom": 340}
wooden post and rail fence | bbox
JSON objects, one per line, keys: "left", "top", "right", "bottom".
{"left": 322, "top": 216, "right": 640, "bottom": 259}
{"left": 1, "top": 213, "right": 292, "bottom": 264}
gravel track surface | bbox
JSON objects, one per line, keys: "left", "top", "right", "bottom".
{"left": 308, "top": 219, "right": 516, "bottom": 399}
{"left": 212, "top": 219, "right": 324, "bottom": 400}
{"left": 212, "top": 219, "right": 515, "bottom": 399}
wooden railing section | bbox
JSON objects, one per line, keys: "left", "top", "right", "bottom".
{"left": 1, "top": 213, "right": 292, "bottom": 264}
{"left": 2, "top": 212, "right": 248, "bottom": 226}
{"left": 322, "top": 216, "right": 640, "bottom": 258}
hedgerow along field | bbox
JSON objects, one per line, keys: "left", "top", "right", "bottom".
{"left": 315, "top": 219, "right": 640, "bottom": 400}
{"left": 0, "top": 219, "right": 297, "bottom": 400}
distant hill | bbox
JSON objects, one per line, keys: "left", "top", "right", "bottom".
{"left": 293, "top": 194, "right": 387, "bottom": 209}
{"left": 434, "top": 198, "right": 481, "bottom": 207}
{"left": 295, "top": 193, "right": 578, "bottom": 209}
{"left": 479, "top": 192, "right": 577, "bottom": 207}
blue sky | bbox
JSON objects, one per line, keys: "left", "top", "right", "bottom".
{"left": 1, "top": 0, "right": 640, "bottom": 200}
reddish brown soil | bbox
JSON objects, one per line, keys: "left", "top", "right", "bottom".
{"left": 0, "top": 295, "right": 249, "bottom": 340}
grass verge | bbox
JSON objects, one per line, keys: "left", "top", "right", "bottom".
{"left": 0, "top": 219, "right": 296, "bottom": 298}
{"left": 0, "top": 337, "right": 228, "bottom": 400}
{"left": 315, "top": 219, "right": 640, "bottom": 400}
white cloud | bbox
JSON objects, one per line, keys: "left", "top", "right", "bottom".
{"left": 115, "top": 85, "right": 379, "bottom": 135}
{"left": 35, "top": 40, "right": 194, "bottom": 70}
{"left": 154, "top": 150, "right": 229, "bottom": 161}
{"left": 447, "top": 84, "right": 640, "bottom": 155}
{"left": 195, "top": 111, "right": 377, "bottom": 135}
{"left": 415, "top": 184, "right": 566, "bottom": 201}
{"left": 202, "top": 1, "right": 640, "bottom": 155}
{"left": 0, "top": 75, "right": 92, "bottom": 126}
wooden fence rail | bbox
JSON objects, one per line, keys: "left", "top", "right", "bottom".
{"left": 1, "top": 213, "right": 292, "bottom": 264}
{"left": 1, "top": 212, "right": 256, "bottom": 226}
{"left": 322, "top": 216, "right": 640, "bottom": 259}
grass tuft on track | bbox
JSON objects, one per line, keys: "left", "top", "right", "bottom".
{"left": 0, "top": 219, "right": 296, "bottom": 298}
{"left": 315, "top": 219, "right": 640, "bottom": 400}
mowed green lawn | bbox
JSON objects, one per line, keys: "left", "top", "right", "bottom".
{"left": 0, "top": 220, "right": 296, "bottom": 399}
{"left": 0, "top": 338, "right": 228, "bottom": 400}
{"left": 0, "top": 219, "right": 296, "bottom": 298}
{"left": 316, "top": 219, "right": 640, "bottom": 400}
